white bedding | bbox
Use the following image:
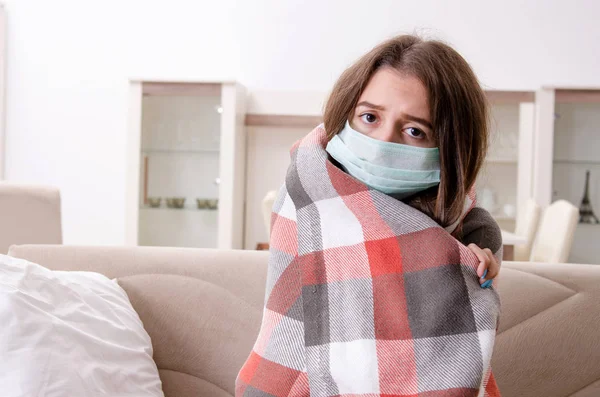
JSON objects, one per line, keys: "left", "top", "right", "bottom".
{"left": 0, "top": 254, "right": 164, "bottom": 397}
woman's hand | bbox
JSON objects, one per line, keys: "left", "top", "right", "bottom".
{"left": 468, "top": 244, "right": 500, "bottom": 288}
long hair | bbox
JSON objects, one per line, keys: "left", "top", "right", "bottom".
{"left": 323, "top": 35, "right": 489, "bottom": 228}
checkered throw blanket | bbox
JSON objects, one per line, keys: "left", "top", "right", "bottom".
{"left": 237, "top": 125, "right": 502, "bottom": 397}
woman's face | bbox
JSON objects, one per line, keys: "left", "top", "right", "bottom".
{"left": 350, "top": 67, "right": 435, "bottom": 148}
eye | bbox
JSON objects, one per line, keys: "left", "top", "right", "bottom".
{"left": 404, "top": 127, "right": 425, "bottom": 139}
{"left": 360, "top": 113, "right": 378, "bottom": 124}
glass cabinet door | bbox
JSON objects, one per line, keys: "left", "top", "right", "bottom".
{"left": 551, "top": 89, "right": 600, "bottom": 264}
{"left": 477, "top": 102, "right": 520, "bottom": 229}
{"left": 476, "top": 92, "right": 536, "bottom": 232}
{"left": 137, "top": 85, "right": 222, "bottom": 248}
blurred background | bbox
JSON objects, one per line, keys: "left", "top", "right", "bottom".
{"left": 1, "top": 0, "right": 599, "bottom": 263}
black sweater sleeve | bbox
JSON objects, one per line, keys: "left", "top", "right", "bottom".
{"left": 459, "top": 207, "right": 504, "bottom": 262}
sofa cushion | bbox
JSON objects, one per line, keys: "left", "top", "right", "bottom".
{"left": 0, "top": 254, "right": 164, "bottom": 396}
{"left": 493, "top": 262, "right": 600, "bottom": 397}
{"left": 119, "top": 274, "right": 258, "bottom": 396}
{"left": 7, "top": 245, "right": 600, "bottom": 397}
{"left": 7, "top": 245, "right": 268, "bottom": 397}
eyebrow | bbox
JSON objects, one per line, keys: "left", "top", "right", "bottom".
{"left": 356, "top": 101, "right": 433, "bottom": 129}
{"left": 356, "top": 101, "right": 386, "bottom": 111}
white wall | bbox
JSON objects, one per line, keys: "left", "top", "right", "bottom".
{"left": 4, "top": 0, "right": 600, "bottom": 245}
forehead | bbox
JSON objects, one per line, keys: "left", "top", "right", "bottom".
{"left": 358, "top": 67, "right": 430, "bottom": 119}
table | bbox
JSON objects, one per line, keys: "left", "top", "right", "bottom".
{"left": 501, "top": 230, "right": 527, "bottom": 261}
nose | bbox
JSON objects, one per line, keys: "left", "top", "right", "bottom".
{"left": 371, "top": 124, "right": 397, "bottom": 143}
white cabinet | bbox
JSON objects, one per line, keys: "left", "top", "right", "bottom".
{"left": 477, "top": 91, "right": 537, "bottom": 231}
{"left": 126, "top": 81, "right": 246, "bottom": 249}
{"left": 242, "top": 90, "right": 538, "bottom": 245}
{"left": 0, "top": 5, "right": 6, "bottom": 179}
{"left": 533, "top": 88, "right": 600, "bottom": 264}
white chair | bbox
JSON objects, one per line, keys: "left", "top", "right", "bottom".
{"left": 513, "top": 198, "right": 542, "bottom": 261}
{"left": 261, "top": 190, "right": 278, "bottom": 236}
{"left": 0, "top": 183, "right": 63, "bottom": 253}
{"left": 530, "top": 200, "right": 579, "bottom": 263}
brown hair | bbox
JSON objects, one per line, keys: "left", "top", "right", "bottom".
{"left": 323, "top": 35, "right": 489, "bottom": 228}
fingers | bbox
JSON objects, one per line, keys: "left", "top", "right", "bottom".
{"left": 483, "top": 248, "right": 500, "bottom": 279}
{"left": 468, "top": 244, "right": 500, "bottom": 289}
{"left": 468, "top": 244, "right": 488, "bottom": 278}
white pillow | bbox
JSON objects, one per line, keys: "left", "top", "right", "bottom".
{"left": 0, "top": 255, "right": 164, "bottom": 397}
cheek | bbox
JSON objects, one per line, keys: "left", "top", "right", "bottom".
{"left": 349, "top": 116, "right": 361, "bottom": 131}
{"left": 349, "top": 117, "right": 375, "bottom": 136}
{"left": 420, "top": 139, "right": 438, "bottom": 149}
{"left": 350, "top": 117, "right": 392, "bottom": 142}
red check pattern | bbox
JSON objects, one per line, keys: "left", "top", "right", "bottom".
{"left": 236, "top": 125, "right": 502, "bottom": 397}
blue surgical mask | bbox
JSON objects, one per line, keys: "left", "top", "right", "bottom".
{"left": 325, "top": 121, "right": 440, "bottom": 199}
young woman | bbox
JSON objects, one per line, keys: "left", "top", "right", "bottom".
{"left": 237, "top": 35, "right": 502, "bottom": 397}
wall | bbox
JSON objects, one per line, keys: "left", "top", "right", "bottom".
{"left": 4, "top": 0, "right": 600, "bottom": 245}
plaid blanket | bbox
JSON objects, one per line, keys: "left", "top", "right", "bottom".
{"left": 237, "top": 125, "right": 502, "bottom": 397}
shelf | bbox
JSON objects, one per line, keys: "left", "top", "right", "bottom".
{"left": 554, "top": 89, "right": 600, "bottom": 104}
{"left": 486, "top": 158, "right": 518, "bottom": 164}
{"left": 484, "top": 90, "right": 535, "bottom": 104}
{"left": 554, "top": 159, "right": 600, "bottom": 166}
{"left": 578, "top": 222, "right": 600, "bottom": 227}
{"left": 493, "top": 215, "right": 517, "bottom": 222}
{"left": 245, "top": 114, "right": 323, "bottom": 128}
{"left": 140, "top": 207, "right": 218, "bottom": 212}
{"left": 141, "top": 82, "right": 222, "bottom": 97}
{"left": 141, "top": 149, "right": 220, "bottom": 154}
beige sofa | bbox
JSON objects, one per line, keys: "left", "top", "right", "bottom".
{"left": 7, "top": 245, "right": 600, "bottom": 397}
